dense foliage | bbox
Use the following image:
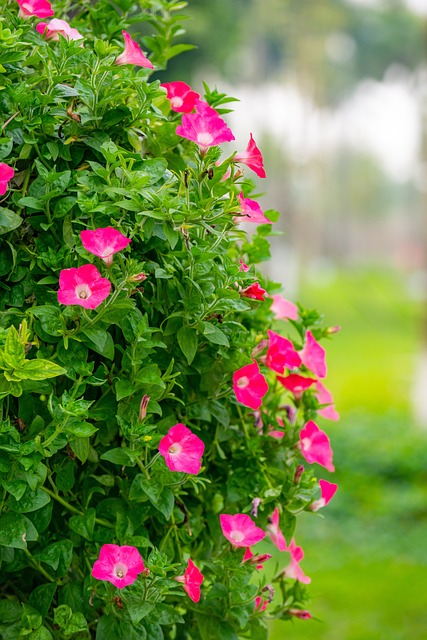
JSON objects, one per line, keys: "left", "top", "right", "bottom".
{"left": 0, "top": 1, "right": 339, "bottom": 638}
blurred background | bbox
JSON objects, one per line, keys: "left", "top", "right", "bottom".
{"left": 161, "top": 0, "right": 427, "bottom": 637}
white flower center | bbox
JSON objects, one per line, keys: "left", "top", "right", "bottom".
{"left": 75, "top": 284, "right": 91, "bottom": 300}
{"left": 114, "top": 563, "right": 127, "bottom": 579}
{"left": 171, "top": 97, "right": 183, "bottom": 108}
{"left": 197, "top": 132, "right": 214, "bottom": 146}
{"left": 168, "top": 443, "right": 182, "bottom": 455}
{"left": 237, "top": 376, "right": 249, "bottom": 389}
{"left": 301, "top": 437, "right": 311, "bottom": 451}
{"left": 230, "top": 530, "right": 244, "bottom": 543}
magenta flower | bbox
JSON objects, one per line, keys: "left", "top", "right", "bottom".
{"left": 220, "top": 513, "right": 266, "bottom": 548}
{"left": 233, "top": 361, "right": 268, "bottom": 411}
{"left": 254, "top": 596, "right": 268, "bottom": 612}
{"left": 266, "top": 507, "right": 288, "bottom": 551}
{"left": 16, "top": 0, "right": 54, "bottom": 18}
{"left": 240, "top": 282, "right": 266, "bottom": 301}
{"left": 234, "top": 133, "right": 266, "bottom": 178}
{"left": 289, "top": 609, "right": 312, "bottom": 620}
{"left": 282, "top": 539, "right": 311, "bottom": 584}
{"left": 315, "top": 381, "right": 339, "bottom": 421}
{"left": 239, "top": 259, "right": 249, "bottom": 272}
{"left": 115, "top": 31, "right": 153, "bottom": 68}
{"left": 57, "top": 264, "right": 111, "bottom": 310}
{"left": 277, "top": 373, "right": 316, "bottom": 397}
{"left": 266, "top": 330, "right": 301, "bottom": 374}
{"left": 158, "top": 423, "right": 204, "bottom": 474}
{"left": 243, "top": 547, "right": 272, "bottom": 570}
{"left": 310, "top": 479, "right": 338, "bottom": 512}
{"left": 80, "top": 227, "right": 131, "bottom": 267}
{"left": 36, "top": 18, "right": 83, "bottom": 41}
{"left": 299, "top": 420, "right": 335, "bottom": 472}
{"left": 0, "top": 163, "right": 14, "bottom": 196}
{"left": 237, "top": 193, "right": 271, "bottom": 224}
{"left": 176, "top": 100, "right": 235, "bottom": 153}
{"left": 270, "top": 293, "right": 298, "bottom": 321}
{"left": 299, "top": 330, "right": 327, "bottom": 378}
{"left": 92, "top": 544, "right": 145, "bottom": 589}
{"left": 161, "top": 81, "right": 200, "bottom": 113}
{"left": 175, "top": 558, "right": 204, "bottom": 603}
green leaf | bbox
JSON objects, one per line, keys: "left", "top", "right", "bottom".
{"left": 0, "top": 512, "right": 37, "bottom": 549}
{"left": 115, "top": 379, "right": 136, "bottom": 401}
{"left": 203, "top": 323, "right": 229, "bottom": 347}
{"left": 16, "top": 359, "right": 66, "bottom": 380}
{"left": 0, "top": 207, "right": 23, "bottom": 234}
{"left": 82, "top": 327, "right": 114, "bottom": 360}
{"left": 150, "top": 603, "right": 184, "bottom": 625}
{"left": 69, "top": 437, "right": 90, "bottom": 464}
{"left": 100, "top": 448, "right": 137, "bottom": 467}
{"left": 65, "top": 420, "right": 98, "bottom": 438}
{"left": 29, "top": 584, "right": 57, "bottom": 618}
{"left": 177, "top": 326, "right": 197, "bottom": 365}
{"left": 129, "top": 476, "right": 174, "bottom": 520}
{"left": 126, "top": 601, "right": 155, "bottom": 625}
{"left": 68, "top": 508, "right": 95, "bottom": 541}
{"left": 3, "top": 325, "right": 25, "bottom": 368}
{"left": 96, "top": 615, "right": 145, "bottom": 640}
{"left": 9, "top": 487, "right": 50, "bottom": 513}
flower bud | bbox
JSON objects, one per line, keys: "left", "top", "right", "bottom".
{"left": 128, "top": 272, "right": 147, "bottom": 283}
{"left": 251, "top": 497, "right": 262, "bottom": 518}
{"left": 289, "top": 608, "right": 312, "bottom": 620}
{"left": 293, "top": 465, "right": 304, "bottom": 484}
{"left": 139, "top": 394, "right": 150, "bottom": 421}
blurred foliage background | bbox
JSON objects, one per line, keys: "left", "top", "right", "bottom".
{"left": 157, "top": 0, "right": 427, "bottom": 637}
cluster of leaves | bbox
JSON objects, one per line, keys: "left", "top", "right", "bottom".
{"left": 0, "top": 1, "right": 337, "bottom": 638}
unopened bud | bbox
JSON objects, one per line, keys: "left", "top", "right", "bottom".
{"left": 293, "top": 465, "right": 304, "bottom": 484}
{"left": 139, "top": 395, "right": 150, "bottom": 421}
{"left": 262, "top": 584, "right": 275, "bottom": 602}
{"left": 251, "top": 497, "right": 262, "bottom": 518}
{"left": 129, "top": 272, "right": 147, "bottom": 283}
{"left": 252, "top": 339, "right": 268, "bottom": 358}
{"left": 289, "top": 609, "right": 312, "bottom": 620}
{"left": 141, "top": 568, "right": 151, "bottom": 578}
{"left": 327, "top": 325, "right": 341, "bottom": 334}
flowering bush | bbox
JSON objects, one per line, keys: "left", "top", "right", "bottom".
{"left": 0, "top": 1, "right": 340, "bottom": 638}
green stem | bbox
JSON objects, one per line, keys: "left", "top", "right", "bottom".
{"left": 23, "top": 549, "right": 56, "bottom": 583}
{"left": 41, "top": 487, "right": 114, "bottom": 529}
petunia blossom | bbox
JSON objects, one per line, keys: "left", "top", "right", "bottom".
{"left": 299, "top": 420, "right": 335, "bottom": 472}
{"left": 315, "top": 381, "right": 339, "bottom": 421}
{"left": 175, "top": 558, "right": 204, "bottom": 603}
{"left": 299, "top": 330, "right": 327, "bottom": 378}
{"left": 58, "top": 264, "right": 111, "bottom": 310}
{"left": 234, "top": 133, "right": 266, "bottom": 178}
{"left": 92, "top": 544, "right": 145, "bottom": 589}
{"left": 176, "top": 100, "right": 235, "bottom": 153}
{"left": 0, "top": 163, "right": 14, "bottom": 196}
{"left": 115, "top": 31, "right": 153, "bottom": 68}
{"left": 254, "top": 596, "right": 268, "bottom": 612}
{"left": 277, "top": 373, "right": 316, "bottom": 398}
{"left": 220, "top": 513, "right": 266, "bottom": 548}
{"left": 237, "top": 193, "right": 271, "bottom": 224}
{"left": 233, "top": 361, "right": 268, "bottom": 411}
{"left": 36, "top": 18, "right": 83, "bottom": 41}
{"left": 161, "top": 81, "right": 200, "bottom": 113}
{"left": 266, "top": 330, "right": 301, "bottom": 374}
{"left": 158, "top": 423, "right": 204, "bottom": 474}
{"left": 282, "top": 538, "right": 311, "bottom": 584}
{"left": 310, "top": 479, "right": 338, "bottom": 512}
{"left": 80, "top": 227, "right": 131, "bottom": 267}
{"left": 17, "top": 0, "right": 54, "bottom": 18}
{"left": 289, "top": 609, "right": 312, "bottom": 620}
{"left": 270, "top": 293, "right": 298, "bottom": 321}
{"left": 239, "top": 259, "right": 249, "bottom": 272}
{"left": 266, "top": 507, "right": 288, "bottom": 551}
{"left": 243, "top": 546, "right": 272, "bottom": 570}
{"left": 240, "top": 282, "right": 266, "bottom": 301}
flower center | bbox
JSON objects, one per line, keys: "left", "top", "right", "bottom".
{"left": 236, "top": 376, "right": 249, "bottom": 389}
{"left": 301, "top": 437, "right": 311, "bottom": 451}
{"left": 171, "top": 96, "right": 184, "bottom": 108}
{"left": 75, "top": 284, "right": 91, "bottom": 300}
{"left": 230, "top": 530, "right": 245, "bottom": 543}
{"left": 168, "top": 443, "right": 182, "bottom": 455}
{"left": 114, "top": 563, "right": 127, "bottom": 579}
{"left": 197, "top": 132, "right": 214, "bottom": 146}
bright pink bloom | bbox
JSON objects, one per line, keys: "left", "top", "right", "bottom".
{"left": 237, "top": 193, "right": 271, "bottom": 224}
{"left": 234, "top": 133, "right": 266, "bottom": 178}
{"left": 161, "top": 81, "right": 200, "bottom": 113}
{"left": 175, "top": 558, "right": 204, "bottom": 603}
{"left": 92, "top": 544, "right": 145, "bottom": 589}
{"left": 311, "top": 479, "right": 338, "bottom": 511}
{"left": 277, "top": 373, "right": 316, "bottom": 397}
{"left": 220, "top": 513, "right": 266, "bottom": 548}
{"left": 240, "top": 283, "right": 266, "bottom": 301}
{"left": 158, "top": 423, "right": 204, "bottom": 474}
{"left": 239, "top": 259, "right": 249, "bottom": 272}
{"left": 315, "top": 381, "right": 339, "bottom": 421}
{"left": 243, "top": 547, "right": 272, "bottom": 570}
{"left": 289, "top": 609, "right": 312, "bottom": 620}
{"left": 282, "top": 539, "right": 311, "bottom": 584}
{"left": 266, "top": 507, "right": 288, "bottom": 551}
{"left": 17, "top": 0, "right": 54, "bottom": 18}
{"left": 80, "top": 227, "right": 131, "bottom": 267}
{"left": 233, "top": 361, "right": 268, "bottom": 411}
{"left": 254, "top": 596, "right": 268, "bottom": 612}
{"left": 115, "top": 31, "right": 153, "bottom": 68}
{"left": 270, "top": 294, "right": 298, "bottom": 321}
{"left": 299, "top": 420, "right": 335, "bottom": 472}
{"left": 266, "top": 330, "right": 301, "bottom": 374}
{"left": 176, "top": 100, "right": 235, "bottom": 152}
{"left": 299, "top": 330, "right": 327, "bottom": 378}
{"left": 58, "top": 264, "right": 111, "bottom": 310}
{"left": 36, "top": 18, "right": 83, "bottom": 41}
{"left": 0, "top": 163, "right": 14, "bottom": 196}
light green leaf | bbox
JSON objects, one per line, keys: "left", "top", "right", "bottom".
{"left": 177, "top": 326, "right": 197, "bottom": 365}
{"left": 16, "top": 359, "right": 66, "bottom": 380}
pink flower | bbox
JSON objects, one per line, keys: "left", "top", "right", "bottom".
{"left": 266, "top": 507, "right": 288, "bottom": 551}
{"left": 254, "top": 596, "right": 268, "bottom": 612}
{"left": 58, "top": 264, "right": 111, "bottom": 310}
{"left": 315, "top": 381, "right": 339, "bottom": 421}
{"left": 237, "top": 193, "right": 271, "bottom": 224}
{"left": 0, "top": 163, "right": 14, "bottom": 196}
{"left": 220, "top": 513, "right": 266, "bottom": 547}
{"left": 277, "top": 373, "right": 316, "bottom": 397}
{"left": 161, "top": 81, "right": 200, "bottom": 113}
{"left": 80, "top": 227, "right": 131, "bottom": 267}
{"left": 234, "top": 133, "right": 266, "bottom": 178}
{"left": 243, "top": 547, "right": 272, "bottom": 570}
{"left": 299, "top": 420, "right": 335, "bottom": 472}
{"left": 240, "top": 283, "right": 266, "bottom": 301}
{"left": 175, "top": 558, "right": 204, "bottom": 603}
{"left": 158, "top": 423, "right": 204, "bottom": 474}
{"left": 282, "top": 539, "right": 311, "bottom": 584}
{"left": 36, "top": 18, "right": 83, "bottom": 41}
{"left": 266, "top": 330, "right": 301, "bottom": 374}
{"left": 115, "top": 31, "right": 153, "bottom": 68}
{"left": 233, "top": 361, "right": 268, "bottom": 411}
{"left": 239, "top": 259, "right": 249, "bottom": 272}
{"left": 16, "top": 0, "right": 54, "bottom": 18}
{"left": 299, "top": 330, "right": 327, "bottom": 378}
{"left": 289, "top": 609, "right": 312, "bottom": 620}
{"left": 176, "top": 100, "right": 235, "bottom": 152}
{"left": 310, "top": 479, "right": 338, "bottom": 511}
{"left": 270, "top": 294, "right": 298, "bottom": 321}
{"left": 92, "top": 544, "right": 145, "bottom": 589}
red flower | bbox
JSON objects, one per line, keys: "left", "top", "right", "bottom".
{"left": 266, "top": 330, "right": 301, "bottom": 374}
{"left": 282, "top": 538, "right": 311, "bottom": 584}
{"left": 57, "top": 264, "right": 111, "bottom": 310}
{"left": 233, "top": 361, "right": 268, "bottom": 411}
{"left": 80, "top": 227, "right": 131, "bottom": 267}
{"left": 240, "top": 282, "right": 266, "bottom": 301}
{"left": 299, "top": 330, "right": 327, "bottom": 378}
{"left": 220, "top": 513, "right": 266, "bottom": 547}
{"left": 175, "top": 558, "right": 204, "bottom": 603}
{"left": 277, "top": 373, "right": 316, "bottom": 397}
{"left": 266, "top": 507, "right": 288, "bottom": 551}
{"left": 299, "top": 420, "right": 335, "bottom": 472}
{"left": 17, "top": 0, "right": 54, "bottom": 18}
{"left": 161, "top": 81, "right": 200, "bottom": 113}
{"left": 115, "top": 31, "right": 153, "bottom": 68}
{"left": 270, "top": 293, "right": 298, "bottom": 321}
{"left": 92, "top": 544, "right": 145, "bottom": 589}
{"left": 158, "top": 423, "right": 205, "bottom": 474}
{"left": 176, "top": 99, "right": 234, "bottom": 152}
{"left": 234, "top": 133, "right": 266, "bottom": 178}
{"left": 0, "top": 163, "right": 14, "bottom": 195}
{"left": 310, "top": 479, "right": 338, "bottom": 511}
{"left": 237, "top": 193, "right": 271, "bottom": 224}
